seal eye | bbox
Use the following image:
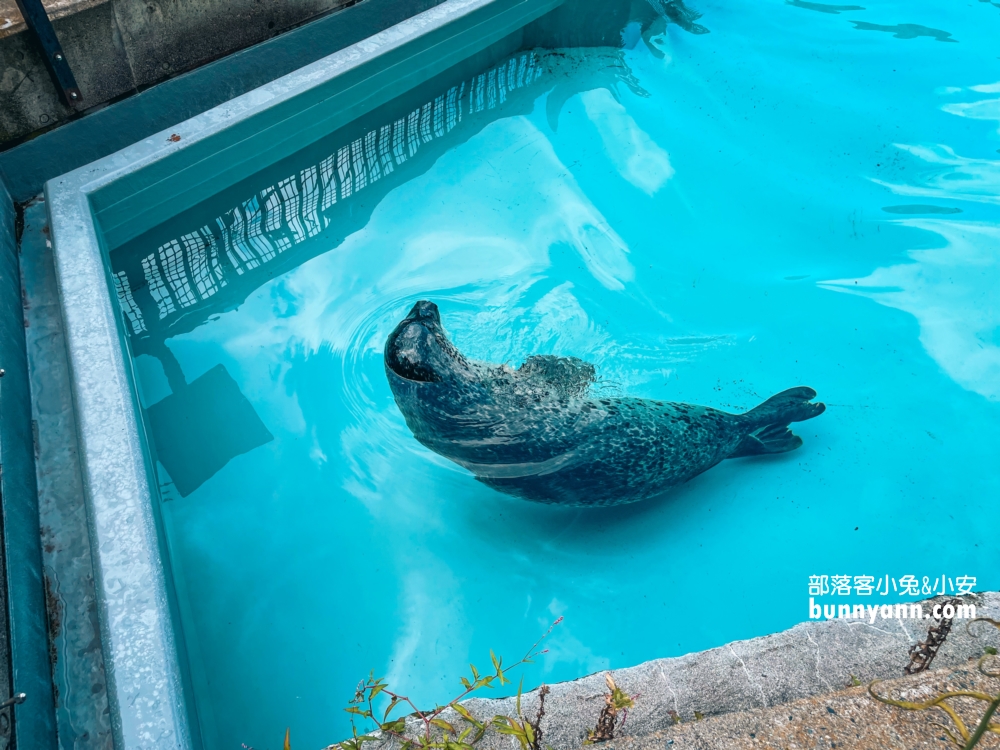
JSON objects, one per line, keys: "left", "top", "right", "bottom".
{"left": 385, "top": 322, "right": 442, "bottom": 383}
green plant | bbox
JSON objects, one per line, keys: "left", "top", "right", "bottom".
{"left": 333, "top": 617, "right": 562, "bottom": 750}
{"left": 583, "top": 673, "right": 637, "bottom": 744}
{"left": 869, "top": 617, "right": 1000, "bottom": 749}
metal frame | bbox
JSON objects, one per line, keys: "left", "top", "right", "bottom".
{"left": 12, "top": 0, "right": 83, "bottom": 107}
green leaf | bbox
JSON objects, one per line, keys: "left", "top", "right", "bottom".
{"left": 460, "top": 676, "right": 472, "bottom": 690}
{"left": 452, "top": 704, "right": 482, "bottom": 729}
{"left": 430, "top": 718, "right": 456, "bottom": 734}
{"left": 490, "top": 650, "right": 500, "bottom": 673}
{"left": 986, "top": 646, "right": 998, "bottom": 656}
{"left": 345, "top": 707, "right": 367, "bottom": 716}
{"left": 470, "top": 664, "right": 479, "bottom": 680}
{"left": 516, "top": 676, "right": 524, "bottom": 717}
{"left": 380, "top": 718, "right": 406, "bottom": 734}
{"left": 283, "top": 728, "right": 291, "bottom": 750}
{"left": 525, "top": 720, "right": 536, "bottom": 744}
{"left": 383, "top": 697, "right": 400, "bottom": 720}
{"left": 369, "top": 684, "right": 385, "bottom": 701}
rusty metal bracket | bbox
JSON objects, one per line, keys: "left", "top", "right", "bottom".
{"left": 12, "top": 0, "right": 83, "bottom": 107}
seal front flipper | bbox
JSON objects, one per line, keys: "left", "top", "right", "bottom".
{"left": 728, "top": 387, "right": 825, "bottom": 459}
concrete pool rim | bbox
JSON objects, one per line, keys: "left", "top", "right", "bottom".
{"left": 42, "top": 0, "right": 563, "bottom": 746}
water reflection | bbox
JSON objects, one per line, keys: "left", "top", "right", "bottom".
{"left": 580, "top": 88, "right": 674, "bottom": 194}
{"left": 110, "top": 51, "right": 549, "bottom": 344}
{"left": 819, "top": 220, "right": 1000, "bottom": 401}
{"left": 643, "top": 0, "right": 710, "bottom": 34}
{"left": 544, "top": 48, "right": 650, "bottom": 131}
{"left": 872, "top": 84, "right": 1000, "bottom": 205}
{"left": 823, "top": 82, "right": 1000, "bottom": 401}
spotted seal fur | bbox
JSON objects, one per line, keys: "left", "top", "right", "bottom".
{"left": 385, "top": 301, "right": 825, "bottom": 506}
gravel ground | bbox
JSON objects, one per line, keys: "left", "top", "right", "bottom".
{"left": 603, "top": 662, "right": 1000, "bottom": 750}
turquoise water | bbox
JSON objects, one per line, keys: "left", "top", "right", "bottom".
{"left": 109, "top": 0, "right": 1000, "bottom": 747}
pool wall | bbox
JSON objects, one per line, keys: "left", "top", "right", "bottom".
{"left": 42, "top": 0, "right": 564, "bottom": 746}
{"left": 0, "top": 180, "right": 59, "bottom": 749}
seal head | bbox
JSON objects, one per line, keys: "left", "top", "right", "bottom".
{"left": 385, "top": 301, "right": 472, "bottom": 384}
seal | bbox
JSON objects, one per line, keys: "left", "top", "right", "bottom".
{"left": 385, "top": 301, "right": 826, "bottom": 507}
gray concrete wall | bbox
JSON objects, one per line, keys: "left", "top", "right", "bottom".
{"left": 0, "top": 0, "right": 356, "bottom": 145}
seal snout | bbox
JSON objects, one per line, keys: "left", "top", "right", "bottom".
{"left": 406, "top": 300, "right": 441, "bottom": 327}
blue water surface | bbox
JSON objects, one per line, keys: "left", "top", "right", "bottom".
{"left": 111, "top": 0, "right": 1000, "bottom": 747}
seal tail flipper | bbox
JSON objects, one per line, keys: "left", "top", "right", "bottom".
{"left": 729, "top": 424, "right": 803, "bottom": 458}
{"left": 743, "top": 386, "right": 825, "bottom": 428}
{"left": 729, "top": 387, "right": 825, "bottom": 459}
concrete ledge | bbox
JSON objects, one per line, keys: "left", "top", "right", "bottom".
{"left": 607, "top": 661, "right": 1000, "bottom": 750}
{"left": 21, "top": 198, "right": 112, "bottom": 750}
{"left": 363, "top": 593, "right": 1000, "bottom": 750}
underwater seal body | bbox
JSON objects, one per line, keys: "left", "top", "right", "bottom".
{"left": 385, "top": 301, "right": 826, "bottom": 507}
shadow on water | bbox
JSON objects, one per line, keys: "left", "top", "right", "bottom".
{"left": 850, "top": 21, "right": 958, "bottom": 42}
{"left": 146, "top": 358, "right": 273, "bottom": 497}
{"left": 786, "top": 0, "right": 865, "bottom": 15}
{"left": 882, "top": 205, "right": 963, "bottom": 215}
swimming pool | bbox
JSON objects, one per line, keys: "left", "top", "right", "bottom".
{"left": 56, "top": 0, "right": 1000, "bottom": 746}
